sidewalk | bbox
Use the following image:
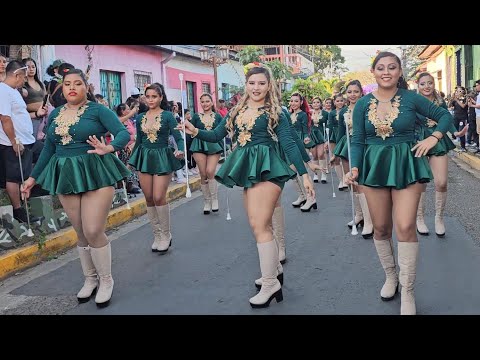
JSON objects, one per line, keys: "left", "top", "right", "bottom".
{"left": 0, "top": 177, "right": 201, "bottom": 280}
{"left": 452, "top": 147, "right": 480, "bottom": 171}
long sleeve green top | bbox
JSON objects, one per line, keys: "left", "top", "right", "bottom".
{"left": 194, "top": 109, "right": 308, "bottom": 175}
{"left": 131, "top": 110, "right": 184, "bottom": 152}
{"left": 416, "top": 99, "right": 457, "bottom": 134}
{"left": 282, "top": 108, "right": 310, "bottom": 163}
{"left": 31, "top": 101, "right": 130, "bottom": 179}
{"left": 190, "top": 112, "right": 223, "bottom": 130}
{"left": 351, "top": 88, "right": 454, "bottom": 170}
{"left": 327, "top": 107, "right": 347, "bottom": 142}
{"left": 311, "top": 110, "right": 329, "bottom": 130}
{"left": 290, "top": 110, "right": 309, "bottom": 138}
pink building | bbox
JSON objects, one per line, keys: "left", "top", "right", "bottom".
{"left": 53, "top": 45, "right": 215, "bottom": 113}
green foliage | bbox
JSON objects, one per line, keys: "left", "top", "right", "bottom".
{"left": 237, "top": 46, "right": 264, "bottom": 65}
{"left": 281, "top": 76, "right": 338, "bottom": 105}
{"left": 304, "top": 45, "right": 346, "bottom": 75}
{"left": 266, "top": 59, "right": 293, "bottom": 82}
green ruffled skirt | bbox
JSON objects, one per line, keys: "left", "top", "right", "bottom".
{"left": 35, "top": 153, "right": 131, "bottom": 195}
{"left": 359, "top": 142, "right": 432, "bottom": 190}
{"left": 215, "top": 144, "right": 297, "bottom": 189}
{"left": 129, "top": 146, "right": 184, "bottom": 175}
{"left": 189, "top": 138, "right": 223, "bottom": 155}
{"left": 310, "top": 127, "right": 325, "bottom": 145}
{"left": 418, "top": 127, "right": 456, "bottom": 157}
{"left": 333, "top": 135, "right": 350, "bottom": 161}
{"left": 295, "top": 130, "right": 315, "bottom": 149}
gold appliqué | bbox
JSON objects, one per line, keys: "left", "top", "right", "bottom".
{"left": 141, "top": 112, "right": 162, "bottom": 143}
{"left": 199, "top": 113, "right": 216, "bottom": 130}
{"left": 54, "top": 104, "right": 88, "bottom": 145}
{"left": 312, "top": 111, "right": 323, "bottom": 126}
{"left": 343, "top": 108, "right": 353, "bottom": 135}
{"left": 235, "top": 106, "right": 265, "bottom": 147}
{"left": 290, "top": 112, "right": 298, "bottom": 124}
{"left": 367, "top": 95, "right": 401, "bottom": 140}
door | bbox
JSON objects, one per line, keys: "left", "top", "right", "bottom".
{"left": 100, "top": 70, "right": 122, "bottom": 110}
{"left": 186, "top": 81, "right": 196, "bottom": 114}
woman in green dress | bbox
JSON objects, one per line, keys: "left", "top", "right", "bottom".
{"left": 289, "top": 92, "right": 317, "bottom": 211}
{"left": 21, "top": 69, "right": 131, "bottom": 308}
{"left": 331, "top": 80, "right": 373, "bottom": 239}
{"left": 180, "top": 63, "right": 315, "bottom": 308}
{"left": 310, "top": 97, "right": 329, "bottom": 184}
{"left": 346, "top": 52, "right": 454, "bottom": 315}
{"left": 327, "top": 94, "right": 348, "bottom": 190}
{"left": 415, "top": 72, "right": 467, "bottom": 237}
{"left": 128, "top": 83, "right": 185, "bottom": 254}
{"left": 189, "top": 93, "right": 223, "bottom": 214}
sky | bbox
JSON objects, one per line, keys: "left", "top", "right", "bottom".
{"left": 339, "top": 45, "right": 402, "bottom": 72}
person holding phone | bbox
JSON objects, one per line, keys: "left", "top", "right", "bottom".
{"left": 22, "top": 58, "right": 48, "bottom": 139}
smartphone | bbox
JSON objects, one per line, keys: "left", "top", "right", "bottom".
{"left": 42, "top": 94, "right": 49, "bottom": 107}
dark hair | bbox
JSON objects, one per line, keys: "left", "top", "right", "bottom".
{"left": 63, "top": 68, "right": 88, "bottom": 85}
{"left": 22, "top": 58, "right": 44, "bottom": 91}
{"left": 146, "top": 83, "right": 169, "bottom": 110}
{"left": 200, "top": 93, "right": 216, "bottom": 113}
{"left": 219, "top": 99, "right": 225, "bottom": 103}
{"left": 126, "top": 97, "right": 139, "bottom": 109}
{"left": 345, "top": 80, "right": 364, "bottom": 96}
{"left": 116, "top": 103, "right": 128, "bottom": 116}
{"left": 58, "top": 63, "right": 75, "bottom": 79}
{"left": 184, "top": 109, "right": 190, "bottom": 114}
{"left": 95, "top": 93, "right": 104, "bottom": 100}
{"left": 5, "top": 60, "right": 26, "bottom": 76}
{"left": 371, "top": 51, "right": 408, "bottom": 89}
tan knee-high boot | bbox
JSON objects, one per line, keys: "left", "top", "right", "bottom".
{"left": 208, "top": 180, "right": 219, "bottom": 212}
{"left": 291, "top": 175, "right": 306, "bottom": 207}
{"left": 373, "top": 239, "right": 399, "bottom": 301}
{"left": 77, "top": 246, "right": 99, "bottom": 303}
{"left": 347, "top": 193, "right": 364, "bottom": 228}
{"left": 358, "top": 193, "right": 373, "bottom": 239}
{"left": 435, "top": 191, "right": 447, "bottom": 237}
{"left": 156, "top": 204, "right": 172, "bottom": 254}
{"left": 398, "top": 242, "right": 419, "bottom": 315}
{"left": 416, "top": 192, "right": 429, "bottom": 235}
{"left": 90, "top": 243, "right": 114, "bottom": 307}
{"left": 273, "top": 206, "right": 286, "bottom": 264}
{"left": 319, "top": 159, "right": 327, "bottom": 183}
{"left": 312, "top": 160, "right": 319, "bottom": 182}
{"left": 254, "top": 262, "right": 283, "bottom": 289}
{"left": 334, "top": 164, "right": 345, "bottom": 190}
{"left": 249, "top": 240, "right": 283, "bottom": 308}
{"left": 146, "top": 206, "right": 162, "bottom": 252}
{"left": 201, "top": 183, "right": 211, "bottom": 214}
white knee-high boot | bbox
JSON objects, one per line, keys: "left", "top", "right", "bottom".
{"left": 76, "top": 246, "right": 99, "bottom": 303}
{"left": 435, "top": 191, "right": 447, "bottom": 237}
{"left": 249, "top": 240, "right": 283, "bottom": 308}
{"left": 416, "top": 192, "right": 429, "bottom": 235}
{"left": 358, "top": 193, "right": 373, "bottom": 239}
{"left": 373, "top": 239, "right": 399, "bottom": 301}
{"left": 208, "top": 180, "right": 219, "bottom": 212}
{"left": 318, "top": 159, "right": 327, "bottom": 183}
{"left": 347, "top": 193, "right": 364, "bottom": 228}
{"left": 398, "top": 242, "right": 419, "bottom": 315}
{"left": 156, "top": 204, "right": 172, "bottom": 253}
{"left": 90, "top": 243, "right": 114, "bottom": 307}
{"left": 291, "top": 175, "right": 306, "bottom": 207}
{"left": 146, "top": 206, "right": 162, "bottom": 252}
{"left": 312, "top": 160, "right": 319, "bottom": 182}
{"left": 201, "top": 183, "right": 211, "bottom": 214}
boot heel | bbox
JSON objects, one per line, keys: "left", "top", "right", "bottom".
{"left": 313, "top": 203, "right": 317, "bottom": 210}
{"left": 274, "top": 288, "right": 283, "bottom": 303}
{"left": 277, "top": 272, "right": 284, "bottom": 285}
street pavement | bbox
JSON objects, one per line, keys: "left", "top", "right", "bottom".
{"left": 2, "top": 157, "right": 480, "bottom": 315}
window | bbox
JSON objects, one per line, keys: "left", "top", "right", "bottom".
{"left": 0, "top": 45, "right": 10, "bottom": 59}
{"left": 134, "top": 70, "right": 152, "bottom": 94}
{"left": 437, "top": 70, "right": 442, "bottom": 92}
{"left": 202, "top": 82, "right": 211, "bottom": 95}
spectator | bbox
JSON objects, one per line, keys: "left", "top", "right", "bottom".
{"left": 22, "top": 57, "right": 47, "bottom": 140}
{"left": 95, "top": 94, "right": 109, "bottom": 107}
{"left": 0, "top": 53, "right": 7, "bottom": 82}
{"left": 0, "top": 60, "right": 45, "bottom": 223}
{"left": 218, "top": 99, "right": 228, "bottom": 117}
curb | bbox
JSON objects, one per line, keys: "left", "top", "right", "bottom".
{"left": 453, "top": 148, "right": 480, "bottom": 171}
{"left": 0, "top": 177, "right": 201, "bottom": 280}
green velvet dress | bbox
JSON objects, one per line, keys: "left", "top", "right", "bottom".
{"left": 193, "top": 107, "right": 308, "bottom": 189}
{"left": 290, "top": 110, "right": 315, "bottom": 149}
{"left": 415, "top": 100, "right": 456, "bottom": 156}
{"left": 310, "top": 110, "right": 328, "bottom": 145}
{"left": 351, "top": 88, "right": 454, "bottom": 190}
{"left": 31, "top": 101, "right": 131, "bottom": 195}
{"left": 128, "top": 110, "right": 184, "bottom": 175}
{"left": 333, "top": 107, "right": 353, "bottom": 161}
{"left": 282, "top": 108, "right": 312, "bottom": 166}
{"left": 327, "top": 107, "right": 347, "bottom": 143}
{"left": 189, "top": 112, "right": 223, "bottom": 154}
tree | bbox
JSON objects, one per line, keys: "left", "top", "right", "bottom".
{"left": 299, "top": 45, "right": 346, "bottom": 75}
{"left": 236, "top": 45, "right": 264, "bottom": 65}
{"left": 404, "top": 45, "right": 426, "bottom": 81}
{"left": 265, "top": 59, "right": 293, "bottom": 83}
{"left": 342, "top": 70, "right": 376, "bottom": 88}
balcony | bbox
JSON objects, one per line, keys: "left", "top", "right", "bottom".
{"left": 260, "top": 53, "right": 314, "bottom": 77}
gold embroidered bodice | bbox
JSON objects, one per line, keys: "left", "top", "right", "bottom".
{"left": 367, "top": 95, "right": 401, "bottom": 140}
{"left": 54, "top": 103, "right": 88, "bottom": 145}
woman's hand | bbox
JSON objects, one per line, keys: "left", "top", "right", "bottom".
{"left": 344, "top": 167, "right": 359, "bottom": 186}
{"left": 307, "top": 161, "right": 322, "bottom": 173}
{"left": 411, "top": 136, "right": 439, "bottom": 157}
{"left": 304, "top": 137, "right": 311, "bottom": 144}
{"left": 86, "top": 135, "right": 114, "bottom": 155}
{"left": 302, "top": 173, "right": 315, "bottom": 198}
{"left": 329, "top": 154, "right": 336, "bottom": 165}
{"left": 20, "top": 177, "right": 36, "bottom": 200}
{"left": 175, "top": 120, "right": 196, "bottom": 135}
{"left": 174, "top": 150, "right": 184, "bottom": 159}
{"left": 454, "top": 124, "right": 469, "bottom": 137}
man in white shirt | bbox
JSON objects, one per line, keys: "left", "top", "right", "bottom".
{"left": 0, "top": 60, "right": 46, "bottom": 223}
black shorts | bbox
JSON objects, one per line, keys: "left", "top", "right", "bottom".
{"left": 0, "top": 143, "right": 34, "bottom": 188}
